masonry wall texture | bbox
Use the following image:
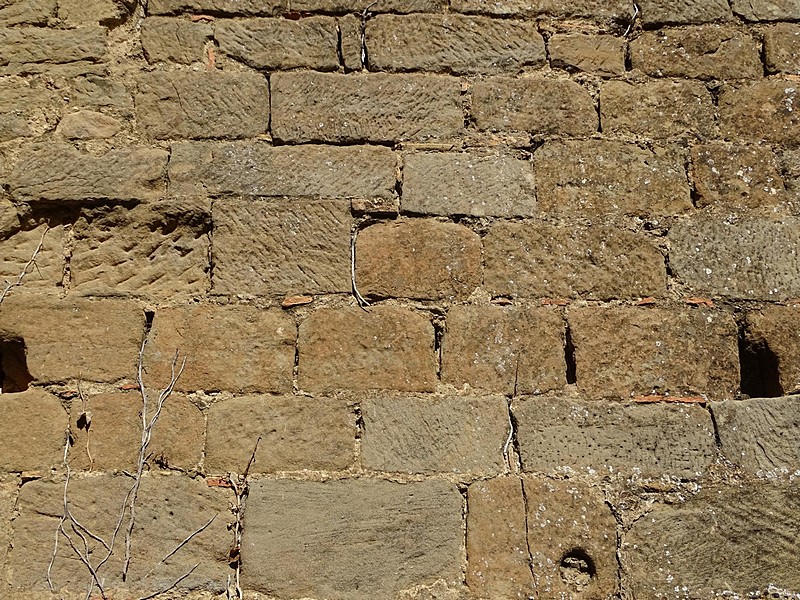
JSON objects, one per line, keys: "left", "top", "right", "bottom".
{"left": 1, "top": 0, "right": 799, "bottom": 599}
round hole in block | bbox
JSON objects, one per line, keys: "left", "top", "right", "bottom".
{"left": 559, "top": 548, "right": 595, "bottom": 591}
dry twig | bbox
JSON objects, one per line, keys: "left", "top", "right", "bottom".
{"left": 0, "top": 224, "right": 49, "bottom": 304}
{"left": 226, "top": 436, "right": 261, "bottom": 600}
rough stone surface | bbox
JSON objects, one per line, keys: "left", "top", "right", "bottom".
{"left": 361, "top": 395, "right": 509, "bottom": 474}
{"left": 291, "top": 0, "right": 446, "bottom": 11}
{"left": 367, "top": 14, "right": 545, "bottom": 74}
{"left": 0, "top": 0, "right": 55, "bottom": 26}
{"left": 56, "top": 109, "right": 121, "bottom": 138}
{"left": 216, "top": 17, "right": 339, "bottom": 70}
{"left": 136, "top": 71, "right": 269, "bottom": 139}
{"left": 637, "top": 0, "right": 733, "bottom": 25}
{"left": 0, "top": 389, "right": 66, "bottom": 472}
{"left": 514, "top": 397, "right": 716, "bottom": 478}
{"left": 669, "top": 215, "right": 800, "bottom": 300}
{"left": 548, "top": 33, "right": 625, "bottom": 76}
{"left": 168, "top": 141, "right": 397, "bottom": 198}
{"left": 0, "top": 222, "right": 64, "bottom": 290}
{"left": 731, "top": 0, "right": 800, "bottom": 20}
{"left": 271, "top": 72, "right": 462, "bottom": 143}
{"left": 623, "top": 484, "right": 800, "bottom": 598}
{"left": 402, "top": 151, "right": 536, "bottom": 217}
{"left": 719, "top": 80, "right": 800, "bottom": 146}
{"left": 145, "top": 304, "right": 295, "bottom": 393}
{"left": 0, "top": 26, "right": 106, "bottom": 65}
{"left": 339, "top": 13, "right": 361, "bottom": 70}
{"left": 141, "top": 16, "right": 211, "bottom": 64}
{"left": 746, "top": 306, "right": 800, "bottom": 394}
{"left": 442, "top": 304, "right": 565, "bottom": 395}
{"left": 601, "top": 80, "right": 717, "bottom": 138}
{"left": 569, "top": 307, "right": 740, "bottom": 400}
{"left": 149, "top": 0, "right": 285, "bottom": 14}
{"left": 206, "top": 395, "right": 356, "bottom": 473}
{"left": 241, "top": 479, "right": 463, "bottom": 600}
{"left": 0, "top": 477, "right": 16, "bottom": 580}
{"left": 764, "top": 23, "right": 800, "bottom": 74}
{"left": 484, "top": 222, "right": 666, "bottom": 299}
{"left": 0, "top": 77, "right": 61, "bottom": 141}
{"left": 298, "top": 306, "right": 437, "bottom": 393}
{"left": 213, "top": 197, "right": 351, "bottom": 296}
{"left": 357, "top": 219, "right": 482, "bottom": 300}
{"left": 451, "top": 0, "right": 630, "bottom": 19}
{"left": 535, "top": 140, "right": 691, "bottom": 216}
{"left": 57, "top": 0, "right": 133, "bottom": 25}
{"left": 630, "top": 26, "right": 762, "bottom": 79}
{"left": 68, "top": 74, "right": 133, "bottom": 114}
{"left": 472, "top": 76, "right": 597, "bottom": 136}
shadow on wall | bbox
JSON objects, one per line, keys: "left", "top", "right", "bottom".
{"left": 0, "top": 332, "right": 31, "bottom": 393}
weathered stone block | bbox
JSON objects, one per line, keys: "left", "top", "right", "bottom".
{"left": 719, "top": 80, "right": 800, "bottom": 146}
{"left": 361, "top": 395, "right": 508, "bottom": 474}
{"left": 764, "top": 23, "right": 800, "bottom": 74}
{"left": 68, "top": 74, "right": 133, "bottom": 114}
{"left": 216, "top": 17, "right": 339, "bottom": 70}
{"left": 145, "top": 304, "right": 295, "bottom": 393}
{"left": 149, "top": 0, "right": 285, "bottom": 14}
{"left": 0, "top": 477, "right": 16, "bottom": 578}
{"left": 0, "top": 77, "right": 60, "bottom": 141}
{"left": 472, "top": 76, "right": 597, "bottom": 136}
{"left": 451, "top": 0, "right": 629, "bottom": 20}
{"left": 271, "top": 72, "right": 462, "bottom": 143}
{"left": 339, "top": 13, "right": 361, "bottom": 70}
{"left": 141, "top": 17, "right": 211, "bottom": 64}
{"left": 731, "top": 0, "right": 800, "bottom": 20}
{"left": 206, "top": 395, "right": 355, "bottom": 473}
{"left": 136, "top": 71, "right": 269, "bottom": 139}
{"left": 514, "top": 397, "right": 716, "bottom": 478}
{"left": 569, "top": 307, "right": 739, "bottom": 400}
{"left": 367, "top": 14, "right": 545, "bottom": 74}
{"left": 0, "top": 390, "right": 66, "bottom": 472}
{"left": 56, "top": 109, "right": 121, "bottom": 138}
{"left": 213, "top": 197, "right": 351, "bottom": 296}
{"left": 57, "top": 0, "right": 132, "bottom": 25}
{"left": 298, "top": 306, "right": 437, "bottom": 393}
{"left": 746, "top": 307, "right": 800, "bottom": 394}
{"left": 0, "top": 26, "right": 106, "bottom": 65}
{"left": 0, "top": 0, "right": 55, "bottom": 26}
{"left": 0, "top": 222, "right": 64, "bottom": 290}
{"left": 484, "top": 222, "right": 666, "bottom": 300}
{"left": 402, "top": 151, "right": 536, "bottom": 217}
{"left": 241, "top": 479, "right": 463, "bottom": 599}
{"left": 669, "top": 215, "right": 800, "bottom": 300}
{"left": 637, "top": 0, "right": 733, "bottom": 25}
{"left": 548, "top": 33, "right": 625, "bottom": 76}
{"left": 291, "top": 0, "right": 445, "bottom": 11}
{"left": 357, "top": 219, "right": 482, "bottom": 300}
{"left": 442, "top": 304, "right": 565, "bottom": 395}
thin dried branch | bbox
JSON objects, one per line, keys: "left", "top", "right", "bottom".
{"left": 138, "top": 563, "right": 198, "bottom": 600}
{"left": 350, "top": 227, "right": 370, "bottom": 308}
{"left": 47, "top": 434, "right": 71, "bottom": 591}
{"left": 0, "top": 224, "right": 49, "bottom": 304}
{"left": 142, "top": 514, "right": 216, "bottom": 580}
{"left": 226, "top": 436, "right": 261, "bottom": 600}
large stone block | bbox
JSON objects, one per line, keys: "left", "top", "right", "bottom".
{"left": 0, "top": 26, "right": 106, "bottom": 65}
{"left": 450, "top": 0, "right": 629, "bottom": 20}
{"left": 731, "top": 0, "right": 800, "bottom": 20}
{"left": 719, "top": 80, "right": 800, "bottom": 146}
{"left": 57, "top": 0, "right": 133, "bottom": 25}
{"left": 141, "top": 17, "right": 211, "bottom": 64}
{"left": 764, "top": 23, "right": 800, "bottom": 74}
{"left": 56, "top": 109, "right": 122, "bottom": 139}
{"left": 291, "top": 0, "right": 446, "bottom": 11}
{"left": 0, "top": 0, "right": 55, "bottom": 26}
{"left": 548, "top": 33, "right": 625, "bottom": 76}
{"left": 0, "top": 389, "right": 66, "bottom": 472}
{"left": 637, "top": 0, "right": 733, "bottom": 24}
{"left": 68, "top": 74, "right": 133, "bottom": 114}
{"left": 0, "top": 222, "right": 65, "bottom": 291}
{"left": 149, "top": 0, "right": 285, "bottom": 14}
{"left": 0, "top": 77, "right": 61, "bottom": 141}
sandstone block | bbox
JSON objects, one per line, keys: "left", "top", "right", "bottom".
{"left": 402, "top": 151, "right": 536, "bottom": 217}
{"left": 298, "top": 306, "right": 437, "bottom": 393}
{"left": 0, "top": 478, "right": 16, "bottom": 578}
{"left": 10, "top": 142, "right": 168, "bottom": 201}
{"left": 71, "top": 200, "right": 211, "bottom": 296}
{"left": 56, "top": 109, "right": 121, "bottom": 138}
{"left": 367, "top": 14, "right": 545, "bottom": 74}
{"left": 784, "top": 148, "right": 800, "bottom": 199}
{"left": 623, "top": 484, "right": 800, "bottom": 597}
{"left": 569, "top": 307, "right": 739, "bottom": 400}
{"left": 339, "top": 13, "right": 361, "bottom": 70}
{"left": 0, "top": 77, "right": 60, "bottom": 141}
{"left": 357, "top": 219, "right": 482, "bottom": 300}
{"left": 535, "top": 140, "right": 692, "bottom": 216}
{"left": 216, "top": 17, "right": 339, "bottom": 70}
{"left": 719, "top": 80, "right": 800, "bottom": 146}
{"left": 514, "top": 397, "right": 716, "bottom": 478}
{"left": 764, "top": 23, "right": 800, "bottom": 74}
{"left": 206, "top": 395, "right": 355, "bottom": 473}
{"left": 631, "top": 26, "right": 761, "bottom": 80}
{"left": 669, "top": 215, "right": 800, "bottom": 300}
{"left": 68, "top": 74, "right": 133, "bottom": 114}
{"left": 136, "top": 71, "right": 269, "bottom": 139}
{"left": 271, "top": 72, "right": 462, "bottom": 143}
{"left": 149, "top": 0, "right": 285, "bottom": 14}
{"left": 145, "top": 304, "right": 295, "bottom": 393}
{"left": 637, "top": 0, "right": 733, "bottom": 25}
{"left": 361, "top": 395, "right": 509, "bottom": 474}
{"left": 0, "top": 26, "right": 106, "bottom": 65}
{"left": 731, "top": 0, "right": 800, "bottom": 20}
{"left": 0, "top": 222, "right": 64, "bottom": 291}
{"left": 0, "top": 294, "right": 144, "bottom": 383}
{"left": 57, "top": 0, "right": 132, "bottom": 25}
{"left": 0, "top": 0, "right": 55, "bottom": 26}
{"left": 472, "top": 76, "right": 597, "bottom": 136}
{"left": 0, "top": 390, "right": 66, "bottom": 472}
{"left": 242, "top": 479, "right": 463, "bottom": 599}
{"left": 141, "top": 17, "right": 211, "bottom": 64}
{"left": 213, "top": 197, "right": 351, "bottom": 296}
{"left": 601, "top": 80, "right": 717, "bottom": 138}
{"left": 484, "top": 222, "right": 666, "bottom": 300}
{"left": 168, "top": 141, "right": 397, "bottom": 198}
{"left": 548, "top": 33, "right": 625, "bottom": 76}
{"left": 745, "top": 307, "right": 800, "bottom": 394}
{"left": 450, "top": 0, "right": 629, "bottom": 20}
{"left": 291, "top": 0, "right": 445, "bottom": 11}
{"left": 442, "top": 304, "right": 565, "bottom": 395}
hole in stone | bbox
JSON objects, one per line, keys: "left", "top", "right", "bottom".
{"left": 559, "top": 548, "right": 595, "bottom": 591}
{"left": 0, "top": 335, "right": 33, "bottom": 393}
{"left": 564, "top": 324, "right": 577, "bottom": 385}
{"left": 739, "top": 326, "right": 783, "bottom": 398}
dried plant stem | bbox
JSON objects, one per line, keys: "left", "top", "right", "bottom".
{"left": 142, "top": 515, "right": 216, "bottom": 580}
{"left": 138, "top": 563, "right": 199, "bottom": 600}
{"left": 226, "top": 436, "right": 261, "bottom": 600}
{"left": 0, "top": 224, "right": 49, "bottom": 304}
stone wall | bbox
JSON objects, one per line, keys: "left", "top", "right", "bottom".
{"left": 1, "top": 0, "right": 800, "bottom": 598}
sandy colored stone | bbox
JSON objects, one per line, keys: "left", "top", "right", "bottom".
{"left": 272, "top": 72, "right": 462, "bottom": 143}
{"left": 136, "top": 71, "right": 269, "bottom": 139}
{"left": 242, "top": 479, "right": 463, "bottom": 600}
{"left": 168, "top": 141, "right": 397, "bottom": 198}
{"left": 0, "top": 477, "right": 16, "bottom": 580}
{"left": 206, "top": 395, "right": 355, "bottom": 473}
{"left": 0, "top": 389, "right": 66, "bottom": 472}
{"left": 402, "top": 151, "right": 536, "bottom": 217}
{"left": 731, "top": 0, "right": 800, "bottom": 20}
{"left": 484, "top": 222, "right": 666, "bottom": 300}
{"left": 623, "top": 484, "right": 800, "bottom": 598}
{"left": 784, "top": 148, "right": 800, "bottom": 200}
{"left": 548, "top": 33, "right": 625, "bottom": 76}
{"left": 472, "top": 76, "right": 597, "bottom": 136}
{"left": 357, "top": 219, "right": 482, "bottom": 301}
{"left": 442, "top": 304, "right": 565, "bottom": 395}
{"left": 57, "top": 0, "right": 132, "bottom": 24}
{"left": 0, "top": 294, "right": 144, "bottom": 383}
{"left": 216, "top": 16, "right": 339, "bottom": 70}
{"left": 292, "top": 0, "right": 445, "bottom": 11}
{"left": 145, "top": 304, "right": 295, "bottom": 394}
{"left": 746, "top": 307, "right": 800, "bottom": 394}
{"left": 68, "top": 391, "right": 203, "bottom": 471}
{"left": 141, "top": 16, "right": 211, "bottom": 64}
{"left": 514, "top": 397, "right": 716, "bottom": 478}
{"left": 339, "top": 13, "right": 361, "bottom": 70}
{"left": 670, "top": 215, "right": 800, "bottom": 300}
{"left": 0, "top": 77, "right": 61, "bottom": 141}
{"left": 451, "top": 0, "right": 629, "bottom": 19}
{"left": 361, "top": 395, "right": 508, "bottom": 474}
{"left": 149, "top": 0, "right": 285, "bottom": 14}
{"left": 213, "top": 197, "right": 350, "bottom": 296}
{"left": 56, "top": 109, "right": 120, "bottom": 138}
{"left": 298, "top": 305, "right": 437, "bottom": 393}
{"left": 719, "top": 80, "right": 800, "bottom": 146}
{"left": 0, "top": 222, "right": 64, "bottom": 290}
{"left": 765, "top": 23, "right": 800, "bottom": 74}
{"left": 601, "top": 80, "right": 717, "bottom": 138}
{"left": 68, "top": 74, "right": 132, "bottom": 114}
{"left": 637, "top": 0, "right": 733, "bottom": 25}
{"left": 631, "top": 26, "right": 761, "bottom": 79}
{"left": 0, "top": 26, "right": 106, "bottom": 65}
{"left": 569, "top": 307, "right": 739, "bottom": 400}
{"left": 0, "top": 0, "right": 55, "bottom": 26}
{"left": 367, "top": 14, "right": 545, "bottom": 74}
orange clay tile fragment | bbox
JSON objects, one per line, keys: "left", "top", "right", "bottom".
{"left": 633, "top": 395, "right": 706, "bottom": 404}
{"left": 190, "top": 14, "right": 214, "bottom": 21}
{"left": 119, "top": 383, "right": 138, "bottom": 391}
{"left": 282, "top": 295, "right": 314, "bottom": 308}
{"left": 685, "top": 297, "right": 714, "bottom": 307}
{"left": 637, "top": 297, "right": 656, "bottom": 305}
{"left": 206, "top": 477, "right": 233, "bottom": 488}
